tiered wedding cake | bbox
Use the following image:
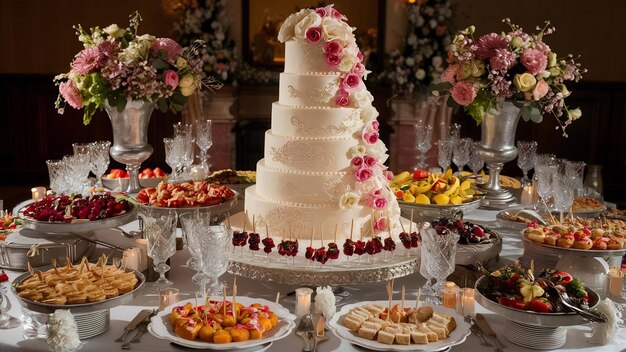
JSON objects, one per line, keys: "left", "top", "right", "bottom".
{"left": 245, "top": 5, "right": 400, "bottom": 240}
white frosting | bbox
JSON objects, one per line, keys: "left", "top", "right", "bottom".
{"left": 264, "top": 130, "right": 357, "bottom": 173}
{"left": 271, "top": 102, "right": 362, "bottom": 138}
{"left": 285, "top": 40, "right": 337, "bottom": 73}
{"left": 279, "top": 72, "right": 340, "bottom": 107}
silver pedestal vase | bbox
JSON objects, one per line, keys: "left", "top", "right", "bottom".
{"left": 104, "top": 100, "right": 155, "bottom": 194}
{"left": 476, "top": 101, "right": 521, "bottom": 209}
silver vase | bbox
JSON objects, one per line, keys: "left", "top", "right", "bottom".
{"left": 104, "top": 100, "right": 155, "bottom": 193}
{"left": 476, "top": 101, "right": 521, "bottom": 208}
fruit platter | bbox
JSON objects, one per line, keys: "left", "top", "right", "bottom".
{"left": 327, "top": 301, "right": 470, "bottom": 351}
{"left": 430, "top": 218, "right": 502, "bottom": 266}
{"left": 18, "top": 193, "right": 136, "bottom": 234}
{"left": 390, "top": 170, "right": 481, "bottom": 221}
{"left": 149, "top": 296, "right": 296, "bottom": 350}
{"left": 12, "top": 256, "right": 146, "bottom": 314}
{"left": 102, "top": 167, "right": 167, "bottom": 190}
{"left": 475, "top": 264, "right": 602, "bottom": 327}
{"left": 0, "top": 211, "right": 21, "bottom": 241}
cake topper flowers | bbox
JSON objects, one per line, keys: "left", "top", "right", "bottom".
{"left": 433, "top": 19, "right": 586, "bottom": 136}
{"left": 54, "top": 11, "right": 222, "bottom": 125}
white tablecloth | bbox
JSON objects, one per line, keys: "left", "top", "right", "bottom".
{"left": 1, "top": 209, "right": 625, "bottom": 351}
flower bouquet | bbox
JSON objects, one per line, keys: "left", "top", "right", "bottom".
{"left": 433, "top": 19, "right": 586, "bottom": 136}
{"left": 54, "top": 12, "right": 222, "bottom": 125}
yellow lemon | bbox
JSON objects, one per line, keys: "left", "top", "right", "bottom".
{"left": 460, "top": 180, "right": 472, "bottom": 190}
{"left": 450, "top": 195, "right": 463, "bottom": 205}
{"left": 432, "top": 194, "right": 450, "bottom": 205}
{"left": 414, "top": 194, "right": 430, "bottom": 205}
{"left": 416, "top": 181, "right": 431, "bottom": 194}
{"left": 443, "top": 168, "right": 453, "bottom": 180}
{"left": 402, "top": 192, "right": 416, "bottom": 203}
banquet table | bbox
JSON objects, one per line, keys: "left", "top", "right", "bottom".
{"left": 1, "top": 208, "right": 625, "bottom": 352}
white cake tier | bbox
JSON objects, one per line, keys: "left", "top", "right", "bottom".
{"left": 245, "top": 185, "right": 371, "bottom": 240}
{"left": 255, "top": 159, "right": 353, "bottom": 206}
{"left": 279, "top": 72, "right": 340, "bottom": 107}
{"left": 284, "top": 40, "right": 337, "bottom": 74}
{"left": 264, "top": 130, "right": 357, "bottom": 173}
{"left": 271, "top": 102, "right": 362, "bottom": 139}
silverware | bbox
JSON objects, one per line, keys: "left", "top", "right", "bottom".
{"left": 122, "top": 309, "right": 158, "bottom": 349}
{"left": 116, "top": 309, "right": 153, "bottom": 342}
{"left": 295, "top": 314, "right": 315, "bottom": 352}
{"left": 313, "top": 316, "right": 328, "bottom": 352}
{"left": 540, "top": 279, "right": 608, "bottom": 323}
{"left": 475, "top": 313, "right": 505, "bottom": 351}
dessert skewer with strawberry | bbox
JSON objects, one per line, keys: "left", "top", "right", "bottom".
{"left": 342, "top": 219, "right": 355, "bottom": 265}
{"left": 247, "top": 214, "right": 261, "bottom": 254}
{"left": 262, "top": 224, "right": 275, "bottom": 256}
{"left": 314, "top": 227, "right": 328, "bottom": 265}
{"left": 365, "top": 217, "right": 383, "bottom": 259}
{"left": 305, "top": 227, "right": 315, "bottom": 262}
{"left": 232, "top": 212, "right": 249, "bottom": 253}
{"left": 326, "top": 224, "right": 340, "bottom": 264}
{"left": 398, "top": 217, "right": 412, "bottom": 255}
{"left": 383, "top": 216, "right": 396, "bottom": 259}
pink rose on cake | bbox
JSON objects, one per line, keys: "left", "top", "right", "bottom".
{"left": 363, "top": 155, "right": 377, "bottom": 168}
{"left": 341, "top": 73, "right": 361, "bottom": 91}
{"left": 323, "top": 40, "right": 342, "bottom": 54}
{"left": 294, "top": 12, "right": 322, "bottom": 40}
{"left": 373, "top": 217, "right": 387, "bottom": 232}
{"left": 335, "top": 89, "right": 350, "bottom": 107}
{"left": 362, "top": 130, "right": 379, "bottom": 144}
{"left": 306, "top": 27, "right": 322, "bottom": 43}
{"left": 355, "top": 167, "right": 373, "bottom": 182}
{"left": 327, "top": 52, "right": 342, "bottom": 67}
{"left": 351, "top": 156, "right": 364, "bottom": 169}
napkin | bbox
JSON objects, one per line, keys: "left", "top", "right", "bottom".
{"left": 589, "top": 298, "right": 624, "bottom": 345}
{"left": 313, "top": 286, "right": 336, "bottom": 320}
{"left": 47, "top": 309, "right": 81, "bottom": 352}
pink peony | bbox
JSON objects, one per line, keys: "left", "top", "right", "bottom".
{"left": 335, "top": 90, "right": 350, "bottom": 107}
{"left": 326, "top": 53, "right": 342, "bottom": 66}
{"left": 306, "top": 27, "right": 322, "bottom": 43}
{"left": 364, "top": 155, "right": 377, "bottom": 168}
{"left": 59, "top": 79, "right": 83, "bottom": 109}
{"left": 450, "top": 81, "right": 477, "bottom": 106}
{"left": 163, "top": 70, "right": 179, "bottom": 89}
{"left": 363, "top": 130, "right": 379, "bottom": 144}
{"left": 386, "top": 170, "right": 394, "bottom": 181}
{"left": 474, "top": 33, "right": 509, "bottom": 59}
{"left": 323, "top": 40, "right": 342, "bottom": 54}
{"left": 351, "top": 156, "right": 364, "bottom": 169}
{"left": 489, "top": 48, "right": 516, "bottom": 72}
{"left": 442, "top": 64, "right": 461, "bottom": 84}
{"left": 532, "top": 79, "right": 549, "bottom": 100}
{"left": 352, "top": 62, "right": 366, "bottom": 76}
{"left": 534, "top": 42, "right": 551, "bottom": 55}
{"left": 71, "top": 47, "right": 103, "bottom": 75}
{"left": 373, "top": 217, "right": 387, "bottom": 231}
{"left": 355, "top": 167, "right": 373, "bottom": 182}
{"left": 152, "top": 38, "right": 183, "bottom": 63}
{"left": 341, "top": 73, "right": 361, "bottom": 91}
{"left": 520, "top": 48, "right": 548, "bottom": 75}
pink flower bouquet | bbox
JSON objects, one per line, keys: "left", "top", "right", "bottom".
{"left": 434, "top": 19, "right": 586, "bottom": 135}
{"left": 54, "top": 12, "right": 221, "bottom": 125}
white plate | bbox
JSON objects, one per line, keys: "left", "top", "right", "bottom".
{"left": 327, "top": 301, "right": 470, "bottom": 352}
{"left": 148, "top": 296, "right": 296, "bottom": 350}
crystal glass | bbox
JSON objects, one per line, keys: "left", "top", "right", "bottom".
{"left": 452, "top": 138, "right": 471, "bottom": 173}
{"left": 516, "top": 141, "right": 538, "bottom": 186}
{"left": 447, "top": 123, "right": 461, "bottom": 142}
{"left": 164, "top": 137, "right": 184, "bottom": 181}
{"left": 72, "top": 143, "right": 92, "bottom": 192}
{"left": 181, "top": 136, "right": 195, "bottom": 179}
{"left": 193, "top": 224, "right": 231, "bottom": 296}
{"left": 173, "top": 122, "right": 193, "bottom": 138}
{"left": 535, "top": 153, "right": 557, "bottom": 169}
{"left": 552, "top": 173, "right": 576, "bottom": 222}
{"left": 562, "top": 160, "right": 586, "bottom": 193}
{"left": 467, "top": 141, "right": 484, "bottom": 176}
{"left": 61, "top": 155, "right": 82, "bottom": 194}
{"left": 196, "top": 119, "right": 213, "bottom": 175}
{"left": 46, "top": 159, "right": 65, "bottom": 194}
{"left": 535, "top": 164, "right": 559, "bottom": 208}
{"left": 140, "top": 207, "right": 178, "bottom": 292}
{"left": 419, "top": 222, "right": 459, "bottom": 304}
{"left": 179, "top": 211, "right": 210, "bottom": 292}
{"left": 89, "top": 141, "right": 111, "bottom": 189}
{"left": 437, "top": 139, "right": 454, "bottom": 174}
{"left": 0, "top": 292, "right": 20, "bottom": 329}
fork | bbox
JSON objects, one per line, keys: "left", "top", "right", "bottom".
{"left": 466, "top": 316, "right": 492, "bottom": 347}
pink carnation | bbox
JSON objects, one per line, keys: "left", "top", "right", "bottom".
{"left": 306, "top": 27, "right": 322, "bottom": 43}
{"left": 342, "top": 73, "right": 361, "bottom": 91}
{"left": 326, "top": 52, "right": 342, "bottom": 66}
{"left": 386, "top": 170, "right": 394, "bottom": 181}
{"left": 490, "top": 48, "right": 516, "bottom": 72}
{"left": 373, "top": 217, "right": 387, "bottom": 231}
{"left": 59, "top": 79, "right": 83, "bottom": 109}
{"left": 163, "top": 70, "right": 179, "bottom": 89}
{"left": 352, "top": 62, "right": 366, "bottom": 76}
{"left": 355, "top": 167, "right": 373, "bottom": 182}
{"left": 323, "top": 40, "right": 342, "bottom": 54}
{"left": 364, "top": 155, "right": 377, "bottom": 168}
{"left": 71, "top": 47, "right": 103, "bottom": 75}
{"left": 474, "top": 33, "right": 509, "bottom": 59}
{"left": 363, "top": 130, "right": 379, "bottom": 144}
{"left": 335, "top": 90, "right": 350, "bottom": 107}
{"left": 450, "top": 81, "right": 477, "bottom": 106}
{"left": 520, "top": 48, "right": 548, "bottom": 75}
{"left": 152, "top": 38, "right": 183, "bottom": 63}
{"left": 443, "top": 64, "right": 461, "bottom": 84}
{"left": 351, "top": 156, "right": 364, "bottom": 169}
{"left": 532, "top": 79, "right": 549, "bottom": 100}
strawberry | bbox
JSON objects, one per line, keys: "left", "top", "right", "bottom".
{"left": 529, "top": 298, "right": 553, "bottom": 313}
{"left": 153, "top": 167, "right": 166, "bottom": 178}
{"left": 412, "top": 169, "right": 429, "bottom": 180}
{"left": 498, "top": 296, "right": 527, "bottom": 310}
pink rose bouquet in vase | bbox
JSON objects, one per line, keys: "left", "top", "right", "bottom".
{"left": 434, "top": 19, "right": 586, "bottom": 136}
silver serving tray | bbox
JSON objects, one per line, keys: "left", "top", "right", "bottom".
{"left": 137, "top": 191, "right": 238, "bottom": 218}
{"left": 521, "top": 235, "right": 626, "bottom": 257}
{"left": 398, "top": 198, "right": 481, "bottom": 222}
{"left": 11, "top": 266, "right": 145, "bottom": 314}
{"left": 19, "top": 203, "right": 137, "bottom": 234}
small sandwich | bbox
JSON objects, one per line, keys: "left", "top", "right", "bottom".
{"left": 415, "top": 324, "right": 438, "bottom": 342}
{"left": 411, "top": 331, "right": 429, "bottom": 344}
{"left": 431, "top": 312, "right": 456, "bottom": 332}
{"left": 357, "top": 326, "right": 378, "bottom": 340}
{"left": 395, "top": 333, "right": 411, "bottom": 345}
{"left": 425, "top": 321, "right": 448, "bottom": 339}
{"left": 377, "top": 330, "right": 395, "bottom": 345}
{"left": 343, "top": 315, "right": 365, "bottom": 331}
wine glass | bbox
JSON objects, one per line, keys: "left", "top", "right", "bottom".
{"left": 164, "top": 137, "right": 183, "bottom": 181}
{"left": 181, "top": 136, "right": 195, "bottom": 179}
{"left": 0, "top": 292, "right": 20, "bottom": 329}
{"left": 447, "top": 123, "right": 461, "bottom": 142}
{"left": 516, "top": 141, "right": 538, "bottom": 186}
{"left": 414, "top": 122, "right": 433, "bottom": 170}
{"left": 452, "top": 138, "right": 471, "bottom": 173}
{"left": 179, "top": 211, "right": 210, "bottom": 292}
{"left": 562, "top": 160, "right": 586, "bottom": 194}
{"left": 61, "top": 155, "right": 81, "bottom": 194}
{"left": 437, "top": 139, "right": 454, "bottom": 174}
{"left": 89, "top": 141, "right": 111, "bottom": 189}
{"left": 419, "top": 222, "right": 459, "bottom": 304}
{"left": 46, "top": 159, "right": 65, "bottom": 194}
{"left": 552, "top": 173, "right": 576, "bottom": 222}
{"left": 140, "top": 207, "right": 178, "bottom": 292}
{"left": 196, "top": 120, "right": 213, "bottom": 175}
{"left": 535, "top": 164, "right": 559, "bottom": 211}
{"left": 467, "top": 141, "right": 484, "bottom": 176}
{"left": 198, "top": 225, "right": 231, "bottom": 296}
{"left": 72, "top": 143, "right": 93, "bottom": 193}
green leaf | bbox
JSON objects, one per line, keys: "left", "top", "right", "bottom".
{"left": 521, "top": 106, "right": 532, "bottom": 122}
{"left": 116, "top": 97, "right": 127, "bottom": 113}
{"left": 171, "top": 91, "right": 186, "bottom": 105}
{"left": 153, "top": 58, "right": 168, "bottom": 70}
{"left": 158, "top": 99, "right": 168, "bottom": 113}
{"left": 529, "top": 107, "right": 543, "bottom": 123}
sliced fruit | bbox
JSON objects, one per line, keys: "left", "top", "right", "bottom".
{"left": 402, "top": 192, "right": 416, "bottom": 203}
{"left": 412, "top": 169, "right": 429, "bottom": 180}
{"left": 443, "top": 168, "right": 453, "bottom": 180}
{"left": 414, "top": 194, "right": 430, "bottom": 205}
{"left": 450, "top": 195, "right": 463, "bottom": 205}
{"left": 392, "top": 171, "right": 412, "bottom": 186}
{"left": 432, "top": 194, "right": 450, "bottom": 205}
{"left": 416, "top": 181, "right": 431, "bottom": 194}
{"left": 460, "top": 180, "right": 472, "bottom": 190}
{"left": 443, "top": 176, "right": 460, "bottom": 196}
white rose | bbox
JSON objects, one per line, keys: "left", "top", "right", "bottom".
{"left": 294, "top": 12, "right": 322, "bottom": 40}
{"left": 119, "top": 46, "right": 140, "bottom": 63}
{"left": 366, "top": 140, "right": 388, "bottom": 163}
{"left": 352, "top": 88, "right": 374, "bottom": 108}
{"left": 339, "top": 192, "right": 360, "bottom": 210}
{"left": 181, "top": 85, "right": 195, "bottom": 97}
{"left": 338, "top": 56, "right": 356, "bottom": 72}
{"left": 415, "top": 69, "right": 426, "bottom": 80}
{"left": 321, "top": 18, "right": 355, "bottom": 44}
{"left": 568, "top": 108, "right": 582, "bottom": 121}
{"left": 278, "top": 9, "right": 309, "bottom": 42}
{"left": 179, "top": 74, "right": 195, "bottom": 88}
{"left": 360, "top": 106, "right": 379, "bottom": 122}
{"left": 103, "top": 24, "right": 125, "bottom": 38}
{"left": 351, "top": 145, "right": 367, "bottom": 157}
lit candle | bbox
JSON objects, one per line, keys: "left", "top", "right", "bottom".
{"left": 461, "top": 288, "right": 475, "bottom": 317}
{"left": 442, "top": 281, "right": 459, "bottom": 310}
{"left": 134, "top": 238, "right": 148, "bottom": 272}
{"left": 159, "top": 288, "right": 180, "bottom": 311}
{"left": 607, "top": 267, "right": 624, "bottom": 299}
{"left": 31, "top": 187, "right": 46, "bottom": 201}
{"left": 295, "top": 287, "right": 313, "bottom": 318}
{"left": 122, "top": 247, "right": 141, "bottom": 271}
{"left": 520, "top": 184, "right": 534, "bottom": 205}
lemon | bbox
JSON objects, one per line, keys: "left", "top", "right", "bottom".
{"left": 450, "top": 195, "right": 463, "bottom": 205}
{"left": 416, "top": 181, "right": 431, "bottom": 194}
{"left": 402, "top": 192, "right": 416, "bottom": 203}
{"left": 460, "top": 180, "right": 472, "bottom": 190}
{"left": 392, "top": 171, "right": 411, "bottom": 186}
{"left": 444, "top": 176, "right": 460, "bottom": 196}
{"left": 433, "top": 194, "right": 450, "bottom": 205}
{"left": 415, "top": 194, "right": 431, "bottom": 205}
{"left": 443, "top": 168, "right": 453, "bottom": 180}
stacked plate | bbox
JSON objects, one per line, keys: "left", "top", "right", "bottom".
{"left": 504, "top": 320, "right": 567, "bottom": 350}
{"left": 520, "top": 246, "right": 559, "bottom": 272}
{"left": 73, "top": 309, "right": 110, "bottom": 339}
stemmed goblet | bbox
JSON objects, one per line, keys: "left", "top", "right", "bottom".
{"left": 140, "top": 207, "right": 178, "bottom": 292}
{"left": 89, "top": 141, "right": 111, "bottom": 189}
{"left": 452, "top": 138, "right": 471, "bottom": 174}
{"left": 72, "top": 143, "right": 93, "bottom": 193}
{"left": 562, "top": 160, "right": 586, "bottom": 195}
{"left": 179, "top": 211, "right": 210, "bottom": 293}
{"left": 164, "top": 138, "right": 184, "bottom": 181}
{"left": 535, "top": 164, "right": 559, "bottom": 211}
{"left": 196, "top": 120, "right": 213, "bottom": 175}
{"left": 468, "top": 141, "right": 484, "bottom": 176}
{"left": 193, "top": 224, "right": 231, "bottom": 296}
{"left": 437, "top": 139, "right": 454, "bottom": 174}
{"left": 516, "top": 141, "right": 538, "bottom": 186}
{"left": 552, "top": 173, "right": 576, "bottom": 222}
{"left": 414, "top": 122, "right": 433, "bottom": 170}
{"left": 46, "top": 159, "right": 65, "bottom": 195}
{"left": 419, "top": 222, "right": 459, "bottom": 304}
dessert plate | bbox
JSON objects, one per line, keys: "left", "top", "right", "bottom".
{"left": 149, "top": 296, "right": 296, "bottom": 350}
{"left": 327, "top": 301, "right": 470, "bottom": 352}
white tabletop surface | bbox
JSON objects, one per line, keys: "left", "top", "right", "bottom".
{"left": 1, "top": 208, "right": 625, "bottom": 351}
